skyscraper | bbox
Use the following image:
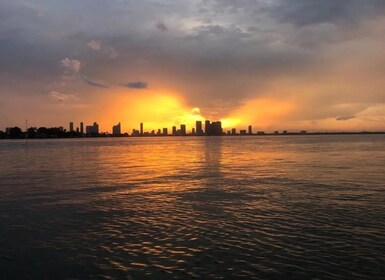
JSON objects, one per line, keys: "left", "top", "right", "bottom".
{"left": 163, "top": 128, "right": 168, "bottom": 135}
{"left": 69, "top": 122, "right": 74, "bottom": 132}
{"left": 140, "top": 123, "right": 143, "bottom": 136}
{"left": 112, "top": 122, "right": 121, "bottom": 135}
{"left": 248, "top": 125, "right": 252, "bottom": 135}
{"left": 204, "top": 120, "right": 222, "bottom": 136}
{"left": 196, "top": 121, "right": 203, "bottom": 135}
{"left": 180, "top": 124, "right": 186, "bottom": 135}
{"left": 205, "top": 120, "right": 211, "bottom": 135}
{"left": 86, "top": 122, "right": 99, "bottom": 135}
{"left": 172, "top": 126, "right": 177, "bottom": 135}
{"left": 80, "top": 122, "right": 84, "bottom": 134}
{"left": 212, "top": 121, "right": 223, "bottom": 135}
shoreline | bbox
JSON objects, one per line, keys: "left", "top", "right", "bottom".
{"left": 1, "top": 131, "right": 385, "bottom": 140}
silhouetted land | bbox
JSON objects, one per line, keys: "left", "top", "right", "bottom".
{"left": 0, "top": 126, "right": 384, "bottom": 139}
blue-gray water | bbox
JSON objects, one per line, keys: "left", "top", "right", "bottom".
{"left": 0, "top": 135, "right": 384, "bottom": 279}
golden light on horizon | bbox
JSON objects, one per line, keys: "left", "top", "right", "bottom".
{"left": 103, "top": 89, "right": 205, "bottom": 132}
{"left": 220, "top": 117, "right": 242, "bottom": 129}
{"left": 100, "top": 89, "right": 299, "bottom": 133}
{"left": 226, "top": 98, "right": 295, "bottom": 130}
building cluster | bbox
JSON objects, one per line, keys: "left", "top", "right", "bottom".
{"left": 53, "top": 120, "right": 311, "bottom": 137}
{"left": 131, "top": 120, "right": 245, "bottom": 136}
{"left": 67, "top": 120, "right": 306, "bottom": 137}
{"left": 68, "top": 121, "right": 121, "bottom": 136}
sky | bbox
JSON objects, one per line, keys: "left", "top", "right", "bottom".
{"left": 1, "top": 0, "right": 385, "bottom": 133}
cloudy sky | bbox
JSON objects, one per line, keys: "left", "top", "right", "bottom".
{"left": 1, "top": 0, "right": 385, "bottom": 132}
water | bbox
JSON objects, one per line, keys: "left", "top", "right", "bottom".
{"left": 0, "top": 135, "right": 384, "bottom": 279}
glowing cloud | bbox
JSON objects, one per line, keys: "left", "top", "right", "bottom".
{"left": 49, "top": 91, "right": 77, "bottom": 102}
{"left": 88, "top": 40, "right": 101, "bottom": 50}
{"left": 60, "top": 58, "right": 81, "bottom": 72}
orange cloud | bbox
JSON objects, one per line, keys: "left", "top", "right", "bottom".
{"left": 224, "top": 98, "right": 295, "bottom": 130}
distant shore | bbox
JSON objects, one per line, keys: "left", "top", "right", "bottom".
{"left": 1, "top": 131, "right": 384, "bottom": 140}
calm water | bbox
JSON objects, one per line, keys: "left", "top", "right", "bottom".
{"left": 0, "top": 135, "right": 384, "bottom": 279}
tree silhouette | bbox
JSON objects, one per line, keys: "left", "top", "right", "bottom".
{"left": 27, "top": 127, "right": 37, "bottom": 138}
{"left": 8, "top": 127, "right": 23, "bottom": 138}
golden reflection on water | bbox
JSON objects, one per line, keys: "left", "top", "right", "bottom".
{"left": 0, "top": 136, "right": 384, "bottom": 279}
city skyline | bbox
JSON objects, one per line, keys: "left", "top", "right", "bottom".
{"left": 2, "top": 118, "right": 384, "bottom": 140}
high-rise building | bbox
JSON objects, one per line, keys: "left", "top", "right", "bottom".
{"left": 205, "top": 120, "right": 211, "bottom": 135}
{"left": 132, "top": 129, "right": 140, "bottom": 136}
{"left": 69, "top": 122, "right": 74, "bottom": 132}
{"left": 163, "top": 128, "right": 168, "bottom": 135}
{"left": 231, "top": 128, "right": 236, "bottom": 135}
{"left": 112, "top": 122, "right": 121, "bottom": 135}
{"left": 86, "top": 122, "right": 99, "bottom": 135}
{"left": 248, "top": 125, "right": 252, "bottom": 135}
{"left": 180, "top": 124, "right": 186, "bottom": 135}
{"left": 80, "top": 122, "right": 84, "bottom": 134}
{"left": 196, "top": 121, "right": 203, "bottom": 135}
{"left": 211, "top": 121, "right": 222, "bottom": 135}
{"left": 140, "top": 123, "right": 143, "bottom": 136}
{"left": 172, "top": 126, "right": 177, "bottom": 135}
{"left": 204, "top": 120, "right": 222, "bottom": 136}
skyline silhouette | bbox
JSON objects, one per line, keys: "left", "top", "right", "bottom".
{"left": 1, "top": 119, "right": 384, "bottom": 139}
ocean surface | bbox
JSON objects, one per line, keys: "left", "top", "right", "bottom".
{"left": 0, "top": 135, "right": 384, "bottom": 279}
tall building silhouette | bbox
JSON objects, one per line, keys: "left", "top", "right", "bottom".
{"left": 69, "top": 122, "right": 74, "bottom": 132}
{"left": 80, "top": 122, "right": 84, "bottom": 134}
{"left": 248, "top": 125, "right": 252, "bottom": 135}
{"left": 212, "top": 121, "right": 222, "bottom": 135}
{"left": 196, "top": 121, "right": 203, "bottom": 135}
{"left": 140, "top": 123, "right": 143, "bottom": 136}
{"left": 132, "top": 129, "right": 140, "bottom": 136}
{"left": 112, "top": 122, "right": 121, "bottom": 135}
{"left": 172, "top": 126, "right": 177, "bottom": 135}
{"left": 204, "top": 120, "right": 222, "bottom": 136}
{"left": 163, "top": 128, "right": 168, "bottom": 135}
{"left": 205, "top": 120, "right": 211, "bottom": 135}
{"left": 180, "top": 124, "right": 186, "bottom": 135}
{"left": 86, "top": 122, "right": 99, "bottom": 135}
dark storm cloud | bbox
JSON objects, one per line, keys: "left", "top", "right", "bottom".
{"left": 156, "top": 22, "right": 168, "bottom": 32}
{"left": 268, "top": 0, "right": 385, "bottom": 26}
{"left": 209, "top": 0, "right": 385, "bottom": 26}
{"left": 81, "top": 76, "right": 109, "bottom": 88}
{"left": 336, "top": 116, "right": 356, "bottom": 121}
{"left": 125, "top": 81, "right": 148, "bottom": 89}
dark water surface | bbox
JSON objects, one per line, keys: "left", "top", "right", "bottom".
{"left": 0, "top": 135, "right": 384, "bottom": 279}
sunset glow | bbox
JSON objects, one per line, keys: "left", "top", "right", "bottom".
{"left": 1, "top": 0, "right": 384, "bottom": 133}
